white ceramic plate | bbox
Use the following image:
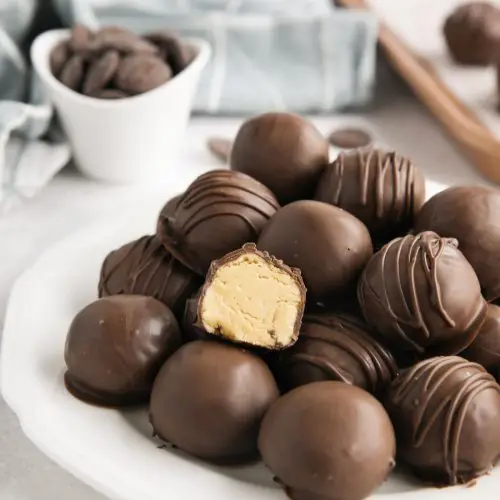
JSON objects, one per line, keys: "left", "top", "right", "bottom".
{"left": 2, "top": 178, "right": 496, "bottom": 500}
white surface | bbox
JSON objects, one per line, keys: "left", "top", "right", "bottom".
{"left": 368, "top": 0, "right": 500, "bottom": 138}
{"left": 31, "top": 29, "right": 211, "bottom": 184}
{"left": 0, "top": 73, "right": 496, "bottom": 500}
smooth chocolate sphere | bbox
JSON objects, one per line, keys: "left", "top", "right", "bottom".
{"left": 149, "top": 341, "right": 279, "bottom": 464}
{"left": 230, "top": 112, "right": 329, "bottom": 204}
{"left": 65, "top": 295, "right": 181, "bottom": 406}
{"left": 278, "top": 313, "right": 397, "bottom": 397}
{"left": 157, "top": 170, "right": 279, "bottom": 275}
{"left": 358, "top": 232, "right": 486, "bottom": 356}
{"left": 314, "top": 149, "right": 425, "bottom": 244}
{"left": 415, "top": 186, "right": 500, "bottom": 301}
{"left": 386, "top": 356, "right": 500, "bottom": 485}
{"left": 257, "top": 200, "right": 372, "bottom": 301}
{"left": 462, "top": 304, "right": 500, "bottom": 379}
{"left": 259, "top": 382, "right": 396, "bottom": 500}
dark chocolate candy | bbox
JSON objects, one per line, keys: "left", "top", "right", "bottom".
{"left": 69, "top": 24, "right": 94, "bottom": 53}
{"left": 65, "top": 295, "right": 181, "bottom": 406}
{"left": 385, "top": 356, "right": 500, "bottom": 485}
{"left": 50, "top": 41, "right": 70, "bottom": 77}
{"left": 92, "top": 29, "right": 157, "bottom": 55}
{"left": 415, "top": 186, "right": 500, "bottom": 302}
{"left": 314, "top": 149, "right": 425, "bottom": 244}
{"left": 182, "top": 296, "right": 208, "bottom": 342}
{"left": 443, "top": 2, "right": 500, "bottom": 66}
{"left": 149, "top": 340, "right": 279, "bottom": 464}
{"left": 145, "top": 31, "right": 192, "bottom": 74}
{"left": 98, "top": 235, "right": 202, "bottom": 317}
{"left": 257, "top": 200, "right": 372, "bottom": 301}
{"left": 327, "top": 127, "right": 372, "bottom": 149}
{"left": 358, "top": 232, "right": 486, "bottom": 356}
{"left": 259, "top": 382, "right": 396, "bottom": 500}
{"left": 115, "top": 54, "right": 172, "bottom": 95}
{"left": 278, "top": 313, "right": 397, "bottom": 397}
{"left": 198, "top": 243, "right": 306, "bottom": 350}
{"left": 157, "top": 169, "right": 280, "bottom": 276}
{"left": 59, "top": 54, "right": 85, "bottom": 91}
{"left": 82, "top": 50, "right": 120, "bottom": 95}
{"left": 462, "top": 304, "right": 500, "bottom": 379}
{"left": 230, "top": 112, "right": 329, "bottom": 204}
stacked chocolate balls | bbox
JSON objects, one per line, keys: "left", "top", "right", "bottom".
{"left": 65, "top": 112, "right": 500, "bottom": 500}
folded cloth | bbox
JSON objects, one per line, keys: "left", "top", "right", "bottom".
{"left": 0, "top": 0, "right": 376, "bottom": 215}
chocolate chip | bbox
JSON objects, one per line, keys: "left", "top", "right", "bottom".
{"left": 83, "top": 50, "right": 121, "bottom": 95}
{"left": 69, "top": 24, "right": 94, "bottom": 53}
{"left": 207, "top": 137, "right": 233, "bottom": 163}
{"left": 145, "top": 31, "right": 192, "bottom": 74}
{"left": 59, "top": 54, "right": 85, "bottom": 91}
{"left": 115, "top": 55, "right": 172, "bottom": 94}
{"left": 50, "top": 42, "right": 70, "bottom": 77}
{"left": 92, "top": 31, "right": 157, "bottom": 55}
{"left": 327, "top": 127, "right": 373, "bottom": 149}
{"left": 89, "top": 89, "right": 128, "bottom": 99}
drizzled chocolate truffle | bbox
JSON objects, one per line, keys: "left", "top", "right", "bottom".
{"left": 230, "top": 112, "right": 329, "bottom": 204}
{"left": 358, "top": 232, "right": 487, "bottom": 356}
{"left": 258, "top": 200, "right": 373, "bottom": 301}
{"left": 277, "top": 313, "right": 397, "bottom": 397}
{"left": 157, "top": 170, "right": 279, "bottom": 276}
{"left": 415, "top": 186, "right": 500, "bottom": 301}
{"left": 150, "top": 341, "right": 279, "bottom": 464}
{"left": 314, "top": 149, "right": 425, "bottom": 244}
{"left": 443, "top": 2, "right": 500, "bottom": 66}
{"left": 98, "top": 235, "right": 201, "bottom": 317}
{"left": 198, "top": 244, "right": 306, "bottom": 350}
{"left": 259, "top": 382, "right": 396, "bottom": 500}
{"left": 65, "top": 295, "right": 181, "bottom": 406}
{"left": 386, "top": 356, "right": 500, "bottom": 485}
{"left": 462, "top": 304, "right": 500, "bottom": 379}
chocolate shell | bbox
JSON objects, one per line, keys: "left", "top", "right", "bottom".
{"left": 198, "top": 243, "right": 306, "bottom": 350}
{"left": 149, "top": 340, "right": 279, "bottom": 464}
{"left": 415, "top": 186, "right": 500, "bottom": 302}
{"left": 386, "top": 356, "right": 500, "bottom": 485}
{"left": 314, "top": 149, "right": 425, "bottom": 244}
{"left": 277, "top": 313, "right": 397, "bottom": 397}
{"left": 358, "top": 232, "right": 487, "bottom": 356}
{"left": 157, "top": 170, "right": 280, "bottom": 276}
{"left": 98, "top": 235, "right": 202, "bottom": 317}
{"left": 259, "top": 382, "right": 396, "bottom": 500}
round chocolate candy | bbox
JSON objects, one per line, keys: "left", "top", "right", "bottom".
{"left": 157, "top": 170, "right": 280, "bottom": 276}
{"left": 98, "top": 235, "right": 202, "bottom": 318}
{"left": 65, "top": 295, "right": 181, "bottom": 406}
{"left": 358, "top": 232, "right": 487, "bottom": 356}
{"left": 443, "top": 2, "right": 500, "bottom": 66}
{"left": 259, "top": 382, "right": 396, "bottom": 500}
{"left": 257, "top": 200, "right": 372, "bottom": 301}
{"left": 230, "top": 112, "right": 329, "bottom": 204}
{"left": 182, "top": 296, "right": 208, "bottom": 342}
{"left": 149, "top": 341, "right": 279, "bottom": 464}
{"left": 385, "top": 356, "right": 500, "bottom": 485}
{"left": 314, "top": 149, "right": 425, "bottom": 244}
{"left": 462, "top": 304, "right": 500, "bottom": 379}
{"left": 277, "top": 313, "right": 397, "bottom": 397}
{"left": 415, "top": 186, "right": 500, "bottom": 302}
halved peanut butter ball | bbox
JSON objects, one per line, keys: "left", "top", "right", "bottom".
{"left": 198, "top": 243, "right": 306, "bottom": 350}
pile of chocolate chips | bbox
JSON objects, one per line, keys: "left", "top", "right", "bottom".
{"left": 51, "top": 24, "right": 193, "bottom": 99}
{"left": 64, "top": 111, "right": 500, "bottom": 500}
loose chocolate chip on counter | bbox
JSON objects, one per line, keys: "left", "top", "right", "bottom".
{"left": 145, "top": 31, "right": 192, "bottom": 74}
{"left": 83, "top": 50, "right": 121, "bottom": 95}
{"left": 115, "top": 55, "right": 172, "bottom": 94}
{"left": 50, "top": 42, "right": 70, "bottom": 77}
{"left": 206, "top": 137, "right": 233, "bottom": 163}
{"left": 59, "top": 54, "right": 85, "bottom": 91}
{"left": 92, "top": 30, "right": 157, "bottom": 55}
{"left": 69, "top": 24, "right": 94, "bottom": 53}
{"left": 327, "top": 127, "right": 373, "bottom": 149}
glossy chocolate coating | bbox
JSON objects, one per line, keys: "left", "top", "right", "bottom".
{"left": 157, "top": 170, "right": 280, "bottom": 275}
{"left": 65, "top": 295, "right": 181, "bottom": 406}
{"left": 314, "top": 149, "right": 425, "bottom": 244}
{"left": 98, "top": 235, "right": 202, "bottom": 317}
{"left": 415, "top": 186, "right": 500, "bottom": 301}
{"left": 230, "top": 112, "right": 329, "bottom": 204}
{"left": 278, "top": 313, "right": 397, "bottom": 397}
{"left": 149, "top": 341, "right": 279, "bottom": 464}
{"left": 462, "top": 304, "right": 500, "bottom": 379}
{"left": 259, "top": 382, "right": 396, "bottom": 500}
{"left": 182, "top": 296, "right": 209, "bottom": 342}
{"left": 257, "top": 200, "right": 372, "bottom": 301}
{"left": 358, "top": 232, "right": 486, "bottom": 356}
{"left": 386, "top": 356, "right": 500, "bottom": 485}
{"left": 443, "top": 2, "right": 500, "bottom": 66}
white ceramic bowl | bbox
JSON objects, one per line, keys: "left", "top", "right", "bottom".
{"left": 31, "top": 29, "right": 211, "bottom": 184}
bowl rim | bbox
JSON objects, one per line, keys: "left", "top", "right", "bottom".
{"left": 31, "top": 28, "right": 211, "bottom": 109}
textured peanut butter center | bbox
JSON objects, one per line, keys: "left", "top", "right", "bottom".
{"left": 200, "top": 254, "right": 302, "bottom": 348}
